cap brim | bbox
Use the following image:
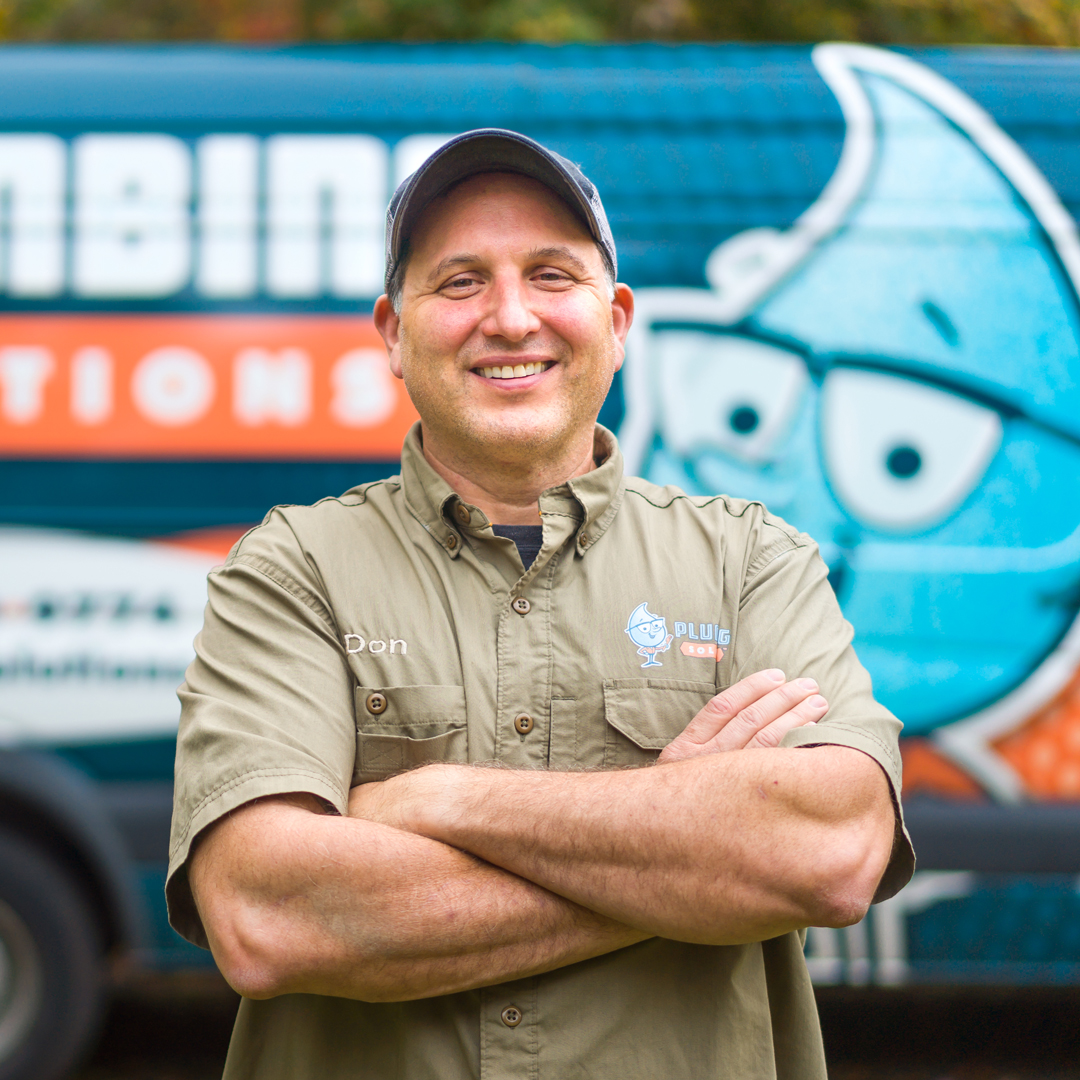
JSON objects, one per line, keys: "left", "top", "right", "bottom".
{"left": 388, "top": 129, "right": 609, "bottom": 277}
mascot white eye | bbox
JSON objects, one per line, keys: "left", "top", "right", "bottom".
{"left": 654, "top": 332, "right": 809, "bottom": 464}
{"left": 821, "top": 368, "right": 1002, "bottom": 532}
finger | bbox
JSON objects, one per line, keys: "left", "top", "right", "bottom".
{"left": 708, "top": 677, "right": 822, "bottom": 752}
{"left": 676, "top": 668, "right": 787, "bottom": 747}
{"left": 744, "top": 695, "right": 828, "bottom": 750}
{"left": 660, "top": 670, "right": 807, "bottom": 763}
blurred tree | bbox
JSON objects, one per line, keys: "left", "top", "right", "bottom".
{"left": 688, "top": 0, "right": 1080, "bottom": 46}
{"left": 0, "top": 0, "right": 1076, "bottom": 45}
{"left": 0, "top": 0, "right": 300, "bottom": 41}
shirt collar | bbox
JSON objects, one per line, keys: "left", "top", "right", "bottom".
{"left": 400, "top": 422, "right": 625, "bottom": 559}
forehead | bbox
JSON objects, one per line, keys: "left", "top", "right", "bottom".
{"left": 407, "top": 172, "right": 597, "bottom": 268}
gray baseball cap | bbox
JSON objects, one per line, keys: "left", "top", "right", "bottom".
{"left": 384, "top": 128, "right": 617, "bottom": 294}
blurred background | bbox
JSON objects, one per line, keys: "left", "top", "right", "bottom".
{"left": 0, "top": 0, "right": 1078, "bottom": 45}
{"left": 0, "top": 2, "right": 1079, "bottom": 1079}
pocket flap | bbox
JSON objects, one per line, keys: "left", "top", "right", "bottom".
{"left": 355, "top": 683, "right": 466, "bottom": 732}
{"left": 357, "top": 728, "right": 467, "bottom": 778}
{"left": 602, "top": 678, "right": 717, "bottom": 750}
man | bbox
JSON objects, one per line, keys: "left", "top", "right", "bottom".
{"left": 168, "top": 129, "right": 914, "bottom": 1080}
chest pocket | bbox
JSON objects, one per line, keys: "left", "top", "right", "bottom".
{"left": 353, "top": 684, "right": 468, "bottom": 784}
{"left": 602, "top": 678, "right": 718, "bottom": 767}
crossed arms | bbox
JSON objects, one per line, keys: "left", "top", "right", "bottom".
{"left": 189, "top": 669, "right": 897, "bottom": 1003}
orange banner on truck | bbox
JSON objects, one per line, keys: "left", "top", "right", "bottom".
{"left": 0, "top": 315, "right": 417, "bottom": 458}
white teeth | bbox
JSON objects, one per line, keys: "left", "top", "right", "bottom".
{"left": 479, "top": 361, "right": 550, "bottom": 379}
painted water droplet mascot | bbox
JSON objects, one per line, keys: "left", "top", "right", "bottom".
{"left": 621, "top": 45, "right": 1080, "bottom": 799}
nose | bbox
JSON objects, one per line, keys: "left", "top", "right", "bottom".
{"left": 480, "top": 275, "right": 542, "bottom": 342}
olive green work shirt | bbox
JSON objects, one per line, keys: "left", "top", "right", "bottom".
{"left": 168, "top": 423, "right": 914, "bottom": 1080}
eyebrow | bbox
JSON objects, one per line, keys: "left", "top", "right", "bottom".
{"left": 426, "top": 254, "right": 482, "bottom": 285}
{"left": 526, "top": 246, "right": 589, "bottom": 276}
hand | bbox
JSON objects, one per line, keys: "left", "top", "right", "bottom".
{"left": 348, "top": 763, "right": 461, "bottom": 835}
{"left": 657, "top": 669, "right": 827, "bottom": 764}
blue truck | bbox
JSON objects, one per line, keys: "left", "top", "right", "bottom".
{"left": 2, "top": 41, "right": 1080, "bottom": 1080}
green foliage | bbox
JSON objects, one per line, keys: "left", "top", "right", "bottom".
{"left": 0, "top": 0, "right": 1077, "bottom": 45}
{"left": 308, "top": 0, "right": 612, "bottom": 41}
{"left": 688, "top": 0, "right": 1080, "bottom": 45}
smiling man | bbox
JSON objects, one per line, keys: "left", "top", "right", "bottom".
{"left": 167, "top": 130, "right": 913, "bottom": 1080}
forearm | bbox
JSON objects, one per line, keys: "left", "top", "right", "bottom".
{"left": 383, "top": 746, "right": 894, "bottom": 945}
{"left": 190, "top": 794, "right": 648, "bottom": 1003}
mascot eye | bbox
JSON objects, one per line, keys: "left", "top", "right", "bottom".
{"left": 655, "top": 332, "right": 809, "bottom": 463}
{"left": 821, "top": 369, "right": 1002, "bottom": 532}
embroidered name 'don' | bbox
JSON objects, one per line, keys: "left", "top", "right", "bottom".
{"left": 344, "top": 634, "right": 407, "bottom": 655}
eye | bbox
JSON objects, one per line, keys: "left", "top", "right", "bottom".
{"left": 533, "top": 268, "right": 574, "bottom": 288}
{"left": 821, "top": 369, "right": 1002, "bottom": 532}
{"left": 441, "top": 271, "right": 483, "bottom": 294}
{"left": 654, "top": 332, "right": 809, "bottom": 464}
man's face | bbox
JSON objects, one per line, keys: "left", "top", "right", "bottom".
{"left": 377, "top": 172, "right": 632, "bottom": 465}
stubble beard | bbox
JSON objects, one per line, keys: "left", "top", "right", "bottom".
{"left": 399, "top": 329, "right": 617, "bottom": 477}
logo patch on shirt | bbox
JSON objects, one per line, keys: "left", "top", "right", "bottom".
{"left": 624, "top": 605, "right": 731, "bottom": 667}
{"left": 625, "top": 602, "right": 673, "bottom": 668}
{"left": 675, "top": 621, "right": 731, "bottom": 662}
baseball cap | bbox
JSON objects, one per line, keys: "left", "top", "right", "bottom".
{"left": 384, "top": 128, "right": 617, "bottom": 294}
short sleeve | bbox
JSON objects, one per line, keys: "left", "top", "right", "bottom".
{"left": 166, "top": 513, "right": 357, "bottom": 947}
{"left": 731, "top": 519, "right": 916, "bottom": 903}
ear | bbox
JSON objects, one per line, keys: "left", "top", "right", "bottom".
{"left": 374, "top": 294, "right": 405, "bottom": 380}
{"left": 609, "top": 284, "right": 635, "bottom": 373}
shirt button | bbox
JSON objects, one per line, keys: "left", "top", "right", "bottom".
{"left": 455, "top": 504, "right": 471, "bottom": 525}
{"left": 501, "top": 1006, "right": 522, "bottom": 1028}
{"left": 514, "top": 713, "right": 534, "bottom": 735}
{"left": 366, "top": 692, "right": 387, "bottom": 715}
{"left": 446, "top": 533, "right": 458, "bottom": 550}
{"left": 580, "top": 532, "right": 589, "bottom": 547}
{"left": 511, "top": 597, "right": 531, "bottom": 615}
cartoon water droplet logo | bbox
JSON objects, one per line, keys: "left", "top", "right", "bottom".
{"left": 625, "top": 602, "right": 674, "bottom": 668}
{"left": 618, "top": 44, "right": 1080, "bottom": 801}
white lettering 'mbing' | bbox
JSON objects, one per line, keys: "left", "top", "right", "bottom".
{"left": 0, "top": 131, "right": 408, "bottom": 301}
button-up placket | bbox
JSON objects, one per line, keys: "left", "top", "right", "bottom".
{"left": 482, "top": 485, "right": 578, "bottom": 770}
{"left": 403, "top": 427, "right": 624, "bottom": 783}
{"left": 480, "top": 979, "right": 539, "bottom": 1080}
{"left": 396, "top": 423, "right": 632, "bottom": 1078}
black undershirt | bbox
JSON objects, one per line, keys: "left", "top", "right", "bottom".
{"left": 492, "top": 524, "right": 544, "bottom": 569}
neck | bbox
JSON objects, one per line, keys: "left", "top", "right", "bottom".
{"left": 420, "top": 428, "right": 599, "bottom": 526}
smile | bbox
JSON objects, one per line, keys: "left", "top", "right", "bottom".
{"left": 476, "top": 361, "right": 552, "bottom": 380}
